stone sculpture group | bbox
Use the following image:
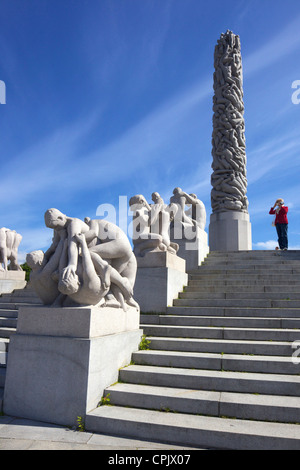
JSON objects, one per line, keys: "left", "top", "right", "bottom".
{"left": 0, "top": 228, "right": 22, "bottom": 272}
{"left": 26, "top": 209, "right": 138, "bottom": 311}
{"left": 129, "top": 187, "right": 206, "bottom": 258}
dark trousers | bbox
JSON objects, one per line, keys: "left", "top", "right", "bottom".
{"left": 276, "top": 223, "right": 288, "bottom": 249}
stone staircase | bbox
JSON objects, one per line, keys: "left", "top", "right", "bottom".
{"left": 0, "top": 284, "right": 41, "bottom": 411}
{"left": 85, "top": 250, "right": 300, "bottom": 449}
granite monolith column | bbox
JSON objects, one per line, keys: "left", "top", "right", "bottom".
{"left": 209, "top": 30, "right": 252, "bottom": 251}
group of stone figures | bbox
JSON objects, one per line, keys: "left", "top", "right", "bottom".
{"left": 23, "top": 189, "right": 205, "bottom": 310}
{"left": 26, "top": 209, "right": 139, "bottom": 311}
{"left": 211, "top": 30, "right": 248, "bottom": 213}
{"left": 1, "top": 187, "right": 205, "bottom": 311}
{"left": 0, "top": 228, "right": 23, "bottom": 272}
{"left": 129, "top": 187, "right": 206, "bottom": 257}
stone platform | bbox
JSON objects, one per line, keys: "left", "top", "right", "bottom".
{"left": 0, "top": 271, "right": 26, "bottom": 295}
{"left": 4, "top": 305, "right": 142, "bottom": 427}
{"left": 133, "top": 251, "right": 188, "bottom": 313}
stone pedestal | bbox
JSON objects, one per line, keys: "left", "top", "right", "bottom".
{"left": 4, "top": 305, "right": 142, "bottom": 427}
{"left": 209, "top": 211, "right": 252, "bottom": 251}
{"left": 0, "top": 270, "right": 26, "bottom": 294}
{"left": 173, "top": 228, "right": 209, "bottom": 272}
{"left": 133, "top": 251, "right": 188, "bottom": 313}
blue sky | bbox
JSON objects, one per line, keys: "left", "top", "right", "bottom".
{"left": 1, "top": 0, "right": 300, "bottom": 262}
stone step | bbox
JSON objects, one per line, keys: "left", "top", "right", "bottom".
{"left": 173, "top": 298, "right": 300, "bottom": 308}
{"left": 186, "top": 284, "right": 300, "bottom": 293}
{"left": 0, "top": 317, "right": 17, "bottom": 328}
{"left": 190, "top": 273, "right": 300, "bottom": 282}
{"left": 86, "top": 405, "right": 300, "bottom": 450}
{"left": 180, "top": 290, "right": 300, "bottom": 299}
{"left": 0, "top": 302, "right": 33, "bottom": 310}
{"left": 0, "top": 309, "right": 18, "bottom": 318}
{"left": 132, "top": 350, "right": 299, "bottom": 375}
{"left": 201, "top": 259, "right": 300, "bottom": 266}
{"left": 189, "top": 279, "right": 300, "bottom": 287}
{"left": 146, "top": 336, "right": 293, "bottom": 356}
{"left": 0, "top": 327, "right": 16, "bottom": 339}
{"left": 141, "top": 314, "right": 300, "bottom": 329}
{"left": 102, "top": 382, "right": 300, "bottom": 424}
{"left": 166, "top": 306, "right": 300, "bottom": 318}
{"left": 0, "top": 296, "right": 41, "bottom": 304}
{"left": 142, "top": 324, "right": 300, "bottom": 342}
{"left": 206, "top": 250, "right": 300, "bottom": 259}
{"left": 118, "top": 364, "right": 300, "bottom": 396}
{"left": 196, "top": 266, "right": 300, "bottom": 274}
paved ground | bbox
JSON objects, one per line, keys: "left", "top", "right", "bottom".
{"left": 0, "top": 414, "right": 200, "bottom": 450}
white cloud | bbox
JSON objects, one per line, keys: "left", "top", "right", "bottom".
{"left": 253, "top": 240, "right": 278, "bottom": 250}
{"left": 244, "top": 14, "right": 300, "bottom": 77}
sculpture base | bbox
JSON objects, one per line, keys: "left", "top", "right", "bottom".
{"left": 209, "top": 211, "right": 252, "bottom": 251}
{"left": 0, "top": 270, "right": 26, "bottom": 295}
{"left": 172, "top": 228, "right": 209, "bottom": 272}
{"left": 134, "top": 251, "right": 188, "bottom": 313}
{"left": 4, "top": 306, "right": 142, "bottom": 427}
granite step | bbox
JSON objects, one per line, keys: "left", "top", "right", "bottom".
{"left": 131, "top": 349, "right": 299, "bottom": 375}
{"left": 118, "top": 364, "right": 300, "bottom": 397}
{"left": 188, "top": 279, "right": 300, "bottom": 287}
{"left": 195, "top": 266, "right": 300, "bottom": 275}
{"left": 141, "top": 324, "right": 300, "bottom": 341}
{"left": 102, "top": 382, "right": 300, "bottom": 424}
{"left": 85, "top": 405, "right": 300, "bottom": 450}
{"left": 0, "top": 309, "right": 19, "bottom": 318}
{"left": 140, "top": 313, "right": 300, "bottom": 329}
{"left": 166, "top": 306, "right": 300, "bottom": 318}
{"left": 202, "top": 250, "right": 300, "bottom": 259}
{"left": 145, "top": 336, "right": 293, "bottom": 356}
{"left": 0, "top": 327, "right": 17, "bottom": 339}
{"left": 0, "top": 317, "right": 17, "bottom": 329}
{"left": 180, "top": 290, "right": 300, "bottom": 299}
{"left": 173, "top": 298, "right": 300, "bottom": 308}
{"left": 189, "top": 273, "right": 300, "bottom": 282}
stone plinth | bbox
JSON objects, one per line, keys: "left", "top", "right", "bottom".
{"left": 134, "top": 251, "right": 188, "bottom": 313}
{"left": 0, "top": 270, "right": 26, "bottom": 294}
{"left": 4, "top": 306, "right": 142, "bottom": 427}
{"left": 172, "top": 228, "right": 209, "bottom": 272}
{"left": 209, "top": 211, "right": 252, "bottom": 251}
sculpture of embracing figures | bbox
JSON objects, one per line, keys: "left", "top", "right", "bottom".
{"left": 0, "top": 228, "right": 23, "bottom": 272}
{"left": 27, "top": 209, "right": 138, "bottom": 311}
